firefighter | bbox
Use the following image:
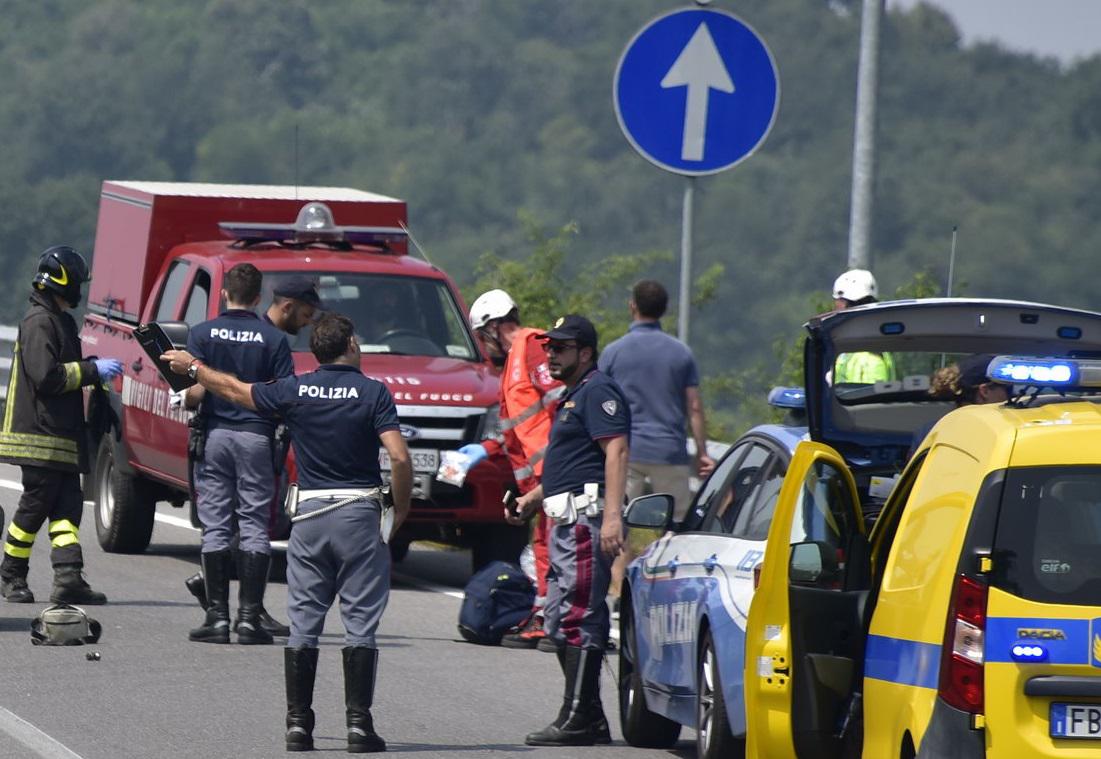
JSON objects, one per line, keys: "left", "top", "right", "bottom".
{"left": 513, "top": 315, "right": 630, "bottom": 747}
{"left": 161, "top": 312, "right": 412, "bottom": 753}
{"left": 461, "top": 289, "right": 564, "bottom": 650}
{"left": 0, "top": 246, "right": 122, "bottom": 605}
{"left": 184, "top": 263, "right": 294, "bottom": 645}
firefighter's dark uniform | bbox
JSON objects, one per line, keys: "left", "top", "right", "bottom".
{"left": 250, "top": 363, "right": 399, "bottom": 753}
{"left": 0, "top": 289, "right": 107, "bottom": 603}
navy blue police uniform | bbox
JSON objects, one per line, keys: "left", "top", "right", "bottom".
{"left": 540, "top": 366, "right": 630, "bottom": 651}
{"left": 187, "top": 308, "right": 292, "bottom": 644}
{"left": 252, "top": 363, "right": 399, "bottom": 752}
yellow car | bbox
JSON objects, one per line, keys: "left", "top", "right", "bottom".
{"left": 744, "top": 300, "right": 1101, "bottom": 758}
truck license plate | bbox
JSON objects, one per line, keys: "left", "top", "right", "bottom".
{"left": 379, "top": 448, "right": 439, "bottom": 474}
{"left": 1051, "top": 703, "right": 1101, "bottom": 739}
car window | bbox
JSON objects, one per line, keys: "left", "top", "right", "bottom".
{"left": 789, "top": 459, "right": 857, "bottom": 560}
{"left": 729, "top": 457, "right": 787, "bottom": 540}
{"left": 704, "top": 444, "right": 771, "bottom": 535}
{"left": 154, "top": 261, "right": 191, "bottom": 321}
{"left": 182, "top": 269, "right": 211, "bottom": 327}
{"left": 680, "top": 442, "right": 750, "bottom": 531}
{"left": 992, "top": 466, "right": 1101, "bottom": 606}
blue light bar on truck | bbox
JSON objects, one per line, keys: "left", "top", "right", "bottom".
{"left": 219, "top": 201, "right": 408, "bottom": 247}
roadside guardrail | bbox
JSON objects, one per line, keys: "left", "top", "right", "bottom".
{"left": 0, "top": 325, "right": 14, "bottom": 400}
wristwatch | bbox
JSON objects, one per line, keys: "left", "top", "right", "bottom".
{"left": 187, "top": 359, "right": 203, "bottom": 380}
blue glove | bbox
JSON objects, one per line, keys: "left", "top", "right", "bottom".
{"left": 94, "top": 358, "right": 123, "bottom": 380}
{"left": 458, "top": 443, "right": 488, "bottom": 468}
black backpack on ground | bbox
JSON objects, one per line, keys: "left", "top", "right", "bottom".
{"left": 458, "top": 560, "right": 535, "bottom": 645}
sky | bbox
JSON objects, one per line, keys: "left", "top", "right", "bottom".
{"left": 889, "top": 0, "right": 1101, "bottom": 64}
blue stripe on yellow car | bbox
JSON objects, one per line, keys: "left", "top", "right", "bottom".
{"left": 864, "top": 635, "right": 940, "bottom": 689}
{"left": 985, "top": 617, "right": 1090, "bottom": 664}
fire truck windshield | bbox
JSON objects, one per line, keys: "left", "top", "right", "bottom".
{"left": 260, "top": 272, "right": 478, "bottom": 360}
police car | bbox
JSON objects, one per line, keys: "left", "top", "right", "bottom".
{"left": 620, "top": 299, "right": 1101, "bottom": 758}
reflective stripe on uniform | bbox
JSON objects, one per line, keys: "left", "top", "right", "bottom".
{"left": 49, "top": 520, "right": 79, "bottom": 548}
{"left": 0, "top": 431, "right": 78, "bottom": 452}
{"left": 513, "top": 463, "right": 534, "bottom": 481}
{"left": 0, "top": 443, "right": 79, "bottom": 467}
{"left": 3, "top": 344, "right": 18, "bottom": 432}
{"left": 3, "top": 543, "right": 31, "bottom": 558}
{"left": 62, "top": 362, "right": 83, "bottom": 393}
{"left": 7, "top": 523, "right": 35, "bottom": 543}
{"left": 499, "top": 386, "right": 566, "bottom": 431}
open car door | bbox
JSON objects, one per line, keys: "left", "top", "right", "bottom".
{"left": 744, "top": 441, "right": 867, "bottom": 759}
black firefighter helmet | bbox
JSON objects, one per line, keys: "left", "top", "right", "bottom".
{"left": 33, "top": 245, "right": 90, "bottom": 308}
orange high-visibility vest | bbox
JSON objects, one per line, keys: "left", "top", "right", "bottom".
{"left": 496, "top": 328, "right": 564, "bottom": 491}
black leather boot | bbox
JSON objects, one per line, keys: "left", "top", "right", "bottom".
{"left": 0, "top": 556, "right": 34, "bottom": 603}
{"left": 344, "top": 646, "right": 386, "bottom": 753}
{"left": 285, "top": 646, "right": 318, "bottom": 752}
{"left": 236, "top": 551, "right": 274, "bottom": 645}
{"left": 49, "top": 564, "right": 107, "bottom": 605}
{"left": 525, "top": 646, "right": 605, "bottom": 746}
{"left": 189, "top": 550, "right": 231, "bottom": 643}
{"left": 184, "top": 571, "right": 208, "bottom": 610}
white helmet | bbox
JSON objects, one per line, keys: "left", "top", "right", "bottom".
{"left": 469, "top": 289, "right": 518, "bottom": 330}
{"left": 832, "top": 269, "right": 878, "bottom": 302}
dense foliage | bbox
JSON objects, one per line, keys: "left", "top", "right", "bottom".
{"left": 2, "top": 1, "right": 1098, "bottom": 436}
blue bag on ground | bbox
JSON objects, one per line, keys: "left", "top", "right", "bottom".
{"left": 458, "top": 560, "right": 535, "bottom": 645}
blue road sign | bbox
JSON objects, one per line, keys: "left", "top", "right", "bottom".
{"left": 614, "top": 7, "right": 780, "bottom": 176}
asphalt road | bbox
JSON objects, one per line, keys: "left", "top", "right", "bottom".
{"left": 0, "top": 462, "right": 697, "bottom": 759}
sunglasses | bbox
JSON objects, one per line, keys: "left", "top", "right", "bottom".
{"left": 543, "top": 342, "right": 578, "bottom": 355}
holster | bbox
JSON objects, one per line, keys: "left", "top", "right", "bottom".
{"left": 186, "top": 413, "right": 207, "bottom": 505}
{"left": 272, "top": 423, "right": 291, "bottom": 476}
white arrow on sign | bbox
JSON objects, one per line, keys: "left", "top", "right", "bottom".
{"left": 660, "top": 22, "right": 735, "bottom": 162}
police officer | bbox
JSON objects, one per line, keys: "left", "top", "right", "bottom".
{"left": 0, "top": 246, "right": 122, "bottom": 605}
{"left": 183, "top": 276, "right": 319, "bottom": 634}
{"left": 185, "top": 263, "right": 294, "bottom": 645}
{"left": 162, "top": 312, "right": 412, "bottom": 754}
{"left": 513, "top": 314, "right": 630, "bottom": 747}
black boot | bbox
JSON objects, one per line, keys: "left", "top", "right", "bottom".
{"left": 236, "top": 551, "right": 274, "bottom": 645}
{"left": 285, "top": 646, "right": 318, "bottom": 752}
{"left": 49, "top": 564, "right": 107, "bottom": 605}
{"left": 259, "top": 607, "right": 291, "bottom": 637}
{"left": 344, "top": 646, "right": 386, "bottom": 753}
{"left": 185, "top": 571, "right": 208, "bottom": 610}
{"left": 525, "top": 646, "right": 605, "bottom": 746}
{"left": 189, "top": 550, "right": 231, "bottom": 643}
{"left": 0, "top": 555, "right": 34, "bottom": 603}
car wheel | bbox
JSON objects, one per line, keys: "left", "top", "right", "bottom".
{"left": 93, "top": 439, "right": 156, "bottom": 553}
{"left": 697, "top": 629, "right": 742, "bottom": 759}
{"left": 618, "top": 593, "right": 681, "bottom": 748}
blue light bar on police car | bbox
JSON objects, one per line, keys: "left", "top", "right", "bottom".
{"left": 767, "top": 386, "right": 805, "bottom": 409}
{"left": 987, "top": 357, "right": 1077, "bottom": 385}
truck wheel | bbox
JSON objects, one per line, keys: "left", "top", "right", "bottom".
{"left": 619, "top": 592, "right": 681, "bottom": 747}
{"left": 696, "top": 630, "right": 741, "bottom": 759}
{"left": 93, "top": 441, "right": 156, "bottom": 553}
{"left": 469, "top": 523, "right": 527, "bottom": 572}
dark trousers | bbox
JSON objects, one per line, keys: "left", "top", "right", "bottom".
{"left": 1, "top": 466, "right": 84, "bottom": 577}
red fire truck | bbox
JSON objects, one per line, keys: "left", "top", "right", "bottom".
{"left": 80, "top": 181, "right": 522, "bottom": 568}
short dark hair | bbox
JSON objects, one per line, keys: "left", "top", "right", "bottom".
{"left": 632, "top": 279, "right": 668, "bottom": 319}
{"left": 311, "top": 313, "right": 355, "bottom": 363}
{"left": 223, "top": 263, "right": 262, "bottom": 304}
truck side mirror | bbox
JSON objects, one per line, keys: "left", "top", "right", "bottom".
{"left": 789, "top": 541, "right": 840, "bottom": 587}
{"left": 624, "top": 493, "right": 674, "bottom": 530}
{"left": 157, "top": 321, "right": 191, "bottom": 350}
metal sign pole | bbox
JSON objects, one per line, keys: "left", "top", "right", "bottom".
{"left": 679, "top": 176, "right": 695, "bottom": 344}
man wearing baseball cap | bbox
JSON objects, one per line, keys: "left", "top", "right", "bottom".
{"left": 512, "top": 314, "right": 630, "bottom": 747}
{"left": 266, "top": 276, "right": 321, "bottom": 336}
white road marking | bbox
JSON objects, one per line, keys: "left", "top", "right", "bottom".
{"left": 0, "top": 707, "right": 84, "bottom": 759}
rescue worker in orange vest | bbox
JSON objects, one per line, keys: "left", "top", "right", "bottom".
{"left": 460, "top": 289, "right": 564, "bottom": 651}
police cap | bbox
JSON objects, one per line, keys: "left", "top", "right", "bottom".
{"left": 538, "top": 314, "right": 598, "bottom": 349}
{"left": 273, "top": 277, "right": 321, "bottom": 308}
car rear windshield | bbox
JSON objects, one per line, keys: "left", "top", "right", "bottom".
{"left": 263, "top": 272, "right": 478, "bottom": 360}
{"left": 992, "top": 465, "right": 1101, "bottom": 606}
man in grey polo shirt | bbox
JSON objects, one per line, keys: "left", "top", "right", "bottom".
{"left": 599, "top": 280, "right": 715, "bottom": 599}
